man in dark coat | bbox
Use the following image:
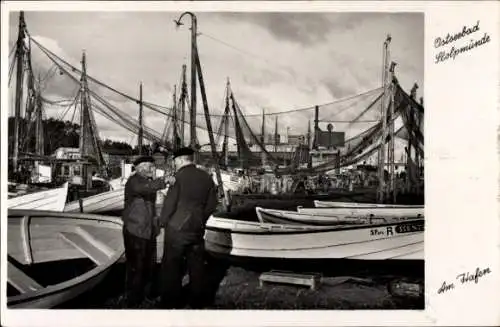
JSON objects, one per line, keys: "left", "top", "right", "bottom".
{"left": 159, "top": 147, "right": 218, "bottom": 309}
{"left": 122, "top": 156, "right": 166, "bottom": 308}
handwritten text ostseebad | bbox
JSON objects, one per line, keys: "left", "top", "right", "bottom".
{"left": 434, "top": 21, "right": 490, "bottom": 64}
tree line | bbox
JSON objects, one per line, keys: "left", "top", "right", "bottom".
{"left": 7, "top": 117, "right": 147, "bottom": 156}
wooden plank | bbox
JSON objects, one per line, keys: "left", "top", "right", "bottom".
{"left": 75, "top": 226, "right": 115, "bottom": 258}
{"left": 8, "top": 261, "right": 43, "bottom": 293}
{"left": 20, "top": 215, "right": 33, "bottom": 265}
{"left": 259, "top": 271, "right": 321, "bottom": 290}
{"left": 59, "top": 231, "right": 109, "bottom": 265}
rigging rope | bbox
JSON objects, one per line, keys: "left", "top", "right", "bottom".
{"left": 28, "top": 35, "right": 176, "bottom": 115}
{"left": 30, "top": 33, "right": 383, "bottom": 123}
{"left": 8, "top": 50, "right": 18, "bottom": 86}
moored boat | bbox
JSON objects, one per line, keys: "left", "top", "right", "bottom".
{"left": 314, "top": 200, "right": 424, "bottom": 209}
{"left": 8, "top": 182, "right": 69, "bottom": 212}
{"left": 256, "top": 207, "right": 403, "bottom": 226}
{"left": 296, "top": 206, "right": 424, "bottom": 218}
{"left": 7, "top": 209, "right": 124, "bottom": 308}
{"left": 64, "top": 188, "right": 125, "bottom": 213}
{"left": 204, "top": 215, "right": 424, "bottom": 263}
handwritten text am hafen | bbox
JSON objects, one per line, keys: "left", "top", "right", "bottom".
{"left": 437, "top": 267, "right": 491, "bottom": 294}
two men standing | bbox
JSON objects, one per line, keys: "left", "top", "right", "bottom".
{"left": 122, "top": 148, "right": 219, "bottom": 309}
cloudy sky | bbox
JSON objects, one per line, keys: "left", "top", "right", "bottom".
{"left": 8, "top": 11, "right": 423, "bottom": 149}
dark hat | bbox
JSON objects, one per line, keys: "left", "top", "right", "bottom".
{"left": 173, "top": 147, "right": 195, "bottom": 159}
{"left": 133, "top": 156, "right": 155, "bottom": 166}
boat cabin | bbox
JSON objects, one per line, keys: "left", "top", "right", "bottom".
{"left": 54, "top": 159, "right": 100, "bottom": 189}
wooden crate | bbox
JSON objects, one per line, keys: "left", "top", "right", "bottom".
{"left": 259, "top": 271, "right": 321, "bottom": 290}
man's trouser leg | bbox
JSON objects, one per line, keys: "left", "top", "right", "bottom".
{"left": 143, "top": 237, "right": 157, "bottom": 300}
{"left": 185, "top": 242, "right": 207, "bottom": 309}
{"left": 160, "top": 234, "right": 185, "bottom": 309}
{"left": 123, "top": 229, "right": 149, "bottom": 308}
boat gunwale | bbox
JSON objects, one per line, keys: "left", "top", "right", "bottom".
{"left": 313, "top": 200, "right": 424, "bottom": 209}
{"left": 7, "top": 210, "right": 125, "bottom": 308}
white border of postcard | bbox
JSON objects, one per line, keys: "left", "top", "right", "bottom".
{"left": 1, "top": 1, "right": 499, "bottom": 326}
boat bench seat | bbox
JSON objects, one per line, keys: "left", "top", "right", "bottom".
{"left": 8, "top": 262, "right": 43, "bottom": 293}
{"left": 259, "top": 271, "right": 321, "bottom": 290}
{"left": 59, "top": 230, "right": 110, "bottom": 265}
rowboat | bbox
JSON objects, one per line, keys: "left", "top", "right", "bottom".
{"left": 204, "top": 215, "right": 424, "bottom": 263}
{"left": 8, "top": 182, "right": 69, "bottom": 212}
{"left": 296, "top": 206, "right": 424, "bottom": 218}
{"left": 207, "top": 215, "right": 330, "bottom": 231}
{"left": 64, "top": 188, "right": 125, "bottom": 213}
{"left": 65, "top": 185, "right": 168, "bottom": 214}
{"left": 314, "top": 200, "right": 424, "bottom": 209}
{"left": 256, "top": 207, "right": 375, "bottom": 226}
{"left": 7, "top": 209, "right": 124, "bottom": 308}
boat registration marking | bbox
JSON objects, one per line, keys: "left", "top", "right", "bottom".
{"left": 369, "top": 227, "right": 391, "bottom": 237}
{"left": 370, "top": 221, "right": 424, "bottom": 237}
{"left": 395, "top": 220, "right": 425, "bottom": 234}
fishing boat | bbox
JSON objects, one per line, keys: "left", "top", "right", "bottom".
{"left": 256, "top": 207, "right": 421, "bottom": 226}
{"left": 7, "top": 209, "right": 124, "bottom": 308}
{"left": 207, "top": 215, "right": 330, "bottom": 231}
{"left": 204, "top": 215, "right": 424, "bottom": 265}
{"left": 258, "top": 207, "right": 378, "bottom": 225}
{"left": 64, "top": 188, "right": 125, "bottom": 213}
{"left": 8, "top": 182, "right": 69, "bottom": 212}
{"left": 314, "top": 200, "right": 424, "bottom": 209}
{"left": 296, "top": 206, "right": 424, "bottom": 218}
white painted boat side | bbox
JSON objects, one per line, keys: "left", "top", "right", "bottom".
{"left": 8, "top": 182, "right": 69, "bottom": 212}
{"left": 314, "top": 200, "right": 423, "bottom": 209}
{"left": 64, "top": 188, "right": 125, "bottom": 213}
{"left": 204, "top": 215, "right": 424, "bottom": 260}
{"left": 297, "top": 206, "right": 424, "bottom": 218}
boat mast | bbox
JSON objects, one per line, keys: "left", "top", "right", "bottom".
{"left": 377, "top": 34, "right": 391, "bottom": 203}
{"left": 261, "top": 108, "right": 266, "bottom": 166}
{"left": 417, "top": 96, "right": 423, "bottom": 184}
{"left": 138, "top": 82, "right": 143, "bottom": 155}
{"left": 176, "top": 12, "right": 226, "bottom": 204}
{"left": 35, "top": 78, "right": 44, "bottom": 156}
{"left": 175, "top": 12, "right": 198, "bottom": 160}
{"left": 79, "top": 51, "right": 88, "bottom": 159}
{"left": 172, "top": 84, "right": 178, "bottom": 151}
{"left": 180, "top": 64, "right": 187, "bottom": 147}
{"left": 274, "top": 116, "right": 278, "bottom": 153}
{"left": 223, "top": 79, "right": 230, "bottom": 168}
{"left": 12, "top": 11, "right": 26, "bottom": 172}
{"left": 408, "top": 83, "right": 420, "bottom": 193}
{"left": 307, "top": 120, "right": 312, "bottom": 168}
{"left": 387, "top": 61, "right": 397, "bottom": 203}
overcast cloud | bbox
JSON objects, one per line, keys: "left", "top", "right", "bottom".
{"left": 8, "top": 11, "right": 423, "bottom": 151}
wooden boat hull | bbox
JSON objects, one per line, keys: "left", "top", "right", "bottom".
{"left": 8, "top": 182, "right": 69, "bottom": 212}
{"left": 7, "top": 210, "right": 124, "bottom": 308}
{"left": 256, "top": 207, "right": 383, "bottom": 226}
{"left": 8, "top": 266, "right": 110, "bottom": 309}
{"left": 205, "top": 216, "right": 424, "bottom": 262}
{"left": 296, "top": 206, "right": 424, "bottom": 218}
{"left": 64, "top": 188, "right": 125, "bottom": 213}
{"left": 314, "top": 200, "right": 424, "bottom": 209}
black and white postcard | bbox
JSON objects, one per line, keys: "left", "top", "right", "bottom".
{"left": 1, "top": 1, "right": 499, "bottom": 326}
